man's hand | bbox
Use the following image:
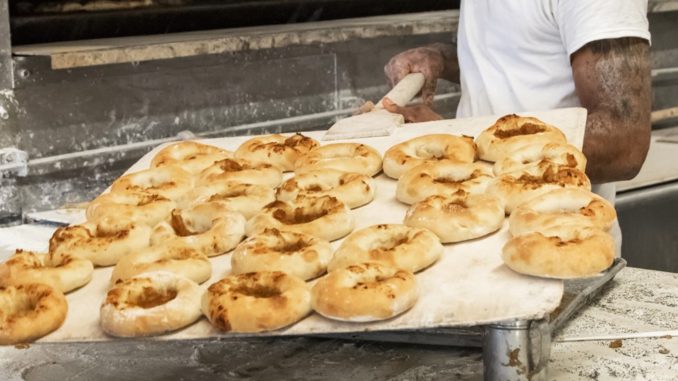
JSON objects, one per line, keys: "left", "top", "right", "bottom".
{"left": 384, "top": 43, "right": 459, "bottom": 106}
{"left": 571, "top": 37, "right": 651, "bottom": 183}
{"left": 382, "top": 98, "right": 443, "bottom": 123}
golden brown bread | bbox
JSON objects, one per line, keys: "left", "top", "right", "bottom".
{"left": 202, "top": 271, "right": 311, "bottom": 333}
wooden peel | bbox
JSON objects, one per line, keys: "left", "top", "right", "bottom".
{"left": 651, "top": 106, "right": 678, "bottom": 124}
{"left": 322, "top": 73, "right": 426, "bottom": 140}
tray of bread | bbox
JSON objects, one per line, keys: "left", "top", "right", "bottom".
{"left": 0, "top": 107, "right": 620, "bottom": 344}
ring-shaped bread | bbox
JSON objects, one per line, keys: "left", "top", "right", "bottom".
{"left": 199, "top": 158, "right": 282, "bottom": 188}
{"left": 311, "top": 262, "right": 418, "bottom": 322}
{"left": 110, "top": 244, "right": 212, "bottom": 285}
{"left": 383, "top": 134, "right": 476, "bottom": 179}
{"left": 110, "top": 166, "right": 193, "bottom": 201}
{"left": 0, "top": 249, "right": 93, "bottom": 293}
{"left": 151, "top": 141, "right": 233, "bottom": 174}
{"left": 475, "top": 114, "right": 567, "bottom": 162}
{"left": 231, "top": 228, "right": 333, "bottom": 281}
{"left": 508, "top": 188, "right": 617, "bottom": 237}
{"left": 86, "top": 191, "right": 176, "bottom": 232}
{"left": 404, "top": 191, "right": 505, "bottom": 243}
{"left": 0, "top": 283, "right": 67, "bottom": 345}
{"left": 179, "top": 181, "right": 275, "bottom": 219}
{"left": 202, "top": 271, "right": 311, "bottom": 333}
{"left": 100, "top": 271, "right": 203, "bottom": 337}
{"left": 294, "top": 143, "right": 382, "bottom": 177}
{"left": 235, "top": 133, "right": 319, "bottom": 171}
{"left": 276, "top": 169, "right": 375, "bottom": 209}
{"left": 493, "top": 142, "right": 587, "bottom": 176}
{"left": 396, "top": 161, "right": 494, "bottom": 205}
{"left": 328, "top": 224, "right": 443, "bottom": 273}
{"left": 246, "top": 196, "right": 354, "bottom": 242}
{"left": 150, "top": 203, "right": 246, "bottom": 258}
{"left": 49, "top": 223, "right": 152, "bottom": 267}
{"left": 488, "top": 164, "right": 592, "bottom": 214}
{"left": 502, "top": 226, "right": 615, "bottom": 279}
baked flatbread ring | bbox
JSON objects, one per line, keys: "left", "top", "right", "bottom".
{"left": 235, "top": 133, "right": 319, "bottom": 172}
{"left": 509, "top": 188, "right": 617, "bottom": 237}
{"left": 100, "top": 271, "right": 202, "bottom": 337}
{"left": 383, "top": 134, "right": 476, "bottom": 179}
{"left": 404, "top": 191, "right": 505, "bottom": 243}
{"left": 231, "top": 228, "right": 332, "bottom": 281}
{"left": 110, "top": 244, "right": 212, "bottom": 285}
{"left": 49, "top": 223, "right": 152, "bottom": 267}
{"left": 111, "top": 166, "right": 193, "bottom": 202}
{"left": 180, "top": 181, "right": 275, "bottom": 219}
{"left": 493, "top": 142, "right": 587, "bottom": 176}
{"left": 475, "top": 114, "right": 567, "bottom": 162}
{"left": 150, "top": 203, "right": 246, "bottom": 257}
{"left": 295, "top": 143, "right": 382, "bottom": 177}
{"left": 311, "top": 262, "right": 418, "bottom": 322}
{"left": 151, "top": 141, "right": 233, "bottom": 174}
{"left": 199, "top": 158, "right": 282, "bottom": 188}
{"left": 502, "top": 227, "right": 615, "bottom": 279}
{"left": 246, "top": 196, "right": 354, "bottom": 242}
{"left": 0, "top": 283, "right": 67, "bottom": 345}
{"left": 202, "top": 271, "right": 311, "bottom": 333}
{"left": 0, "top": 250, "right": 93, "bottom": 293}
{"left": 86, "top": 191, "right": 176, "bottom": 232}
{"left": 396, "top": 161, "right": 494, "bottom": 205}
{"left": 328, "top": 224, "right": 443, "bottom": 273}
{"left": 276, "top": 169, "right": 375, "bottom": 209}
{"left": 488, "top": 164, "right": 592, "bottom": 214}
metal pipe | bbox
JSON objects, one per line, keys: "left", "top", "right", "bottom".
{"left": 483, "top": 320, "right": 550, "bottom": 381}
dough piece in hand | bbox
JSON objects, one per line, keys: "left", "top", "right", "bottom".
{"left": 502, "top": 226, "right": 615, "bottom": 279}
{"left": 151, "top": 141, "right": 233, "bottom": 174}
{"left": 49, "top": 223, "right": 152, "bottom": 267}
{"left": 235, "top": 133, "right": 319, "bottom": 172}
{"left": 100, "top": 271, "right": 203, "bottom": 337}
{"left": 86, "top": 191, "right": 176, "bottom": 232}
{"left": 487, "top": 164, "right": 591, "bottom": 214}
{"left": 0, "top": 283, "right": 68, "bottom": 345}
{"left": 404, "top": 191, "right": 505, "bottom": 243}
{"left": 199, "top": 158, "right": 283, "bottom": 188}
{"left": 295, "top": 143, "right": 382, "bottom": 177}
{"left": 0, "top": 250, "right": 93, "bottom": 293}
{"left": 111, "top": 166, "right": 193, "bottom": 201}
{"left": 202, "top": 271, "right": 311, "bottom": 333}
{"left": 247, "top": 196, "right": 354, "bottom": 242}
{"left": 231, "top": 228, "right": 332, "bottom": 281}
{"left": 180, "top": 181, "right": 275, "bottom": 219}
{"left": 396, "top": 161, "right": 494, "bottom": 205}
{"left": 475, "top": 114, "right": 567, "bottom": 162}
{"left": 328, "top": 224, "right": 442, "bottom": 273}
{"left": 276, "top": 169, "right": 375, "bottom": 209}
{"left": 509, "top": 188, "right": 617, "bottom": 237}
{"left": 150, "top": 203, "right": 246, "bottom": 257}
{"left": 383, "top": 134, "right": 476, "bottom": 179}
{"left": 311, "top": 262, "right": 418, "bottom": 322}
{"left": 493, "top": 142, "right": 587, "bottom": 176}
{"left": 110, "top": 244, "right": 212, "bottom": 285}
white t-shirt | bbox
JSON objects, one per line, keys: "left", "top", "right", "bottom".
{"left": 456, "top": 0, "right": 651, "bottom": 256}
{"left": 456, "top": 0, "right": 650, "bottom": 118}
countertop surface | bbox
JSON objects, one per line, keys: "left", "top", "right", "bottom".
{"left": 616, "top": 126, "right": 678, "bottom": 192}
{"left": 2, "top": 266, "right": 678, "bottom": 380}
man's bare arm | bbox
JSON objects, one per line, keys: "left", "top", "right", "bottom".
{"left": 571, "top": 37, "right": 652, "bottom": 183}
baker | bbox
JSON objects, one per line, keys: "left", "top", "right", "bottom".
{"left": 382, "top": 1, "right": 652, "bottom": 256}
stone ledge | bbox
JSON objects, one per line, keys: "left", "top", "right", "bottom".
{"left": 13, "top": 11, "right": 457, "bottom": 69}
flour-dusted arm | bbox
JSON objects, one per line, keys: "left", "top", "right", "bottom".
{"left": 571, "top": 37, "right": 652, "bottom": 183}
